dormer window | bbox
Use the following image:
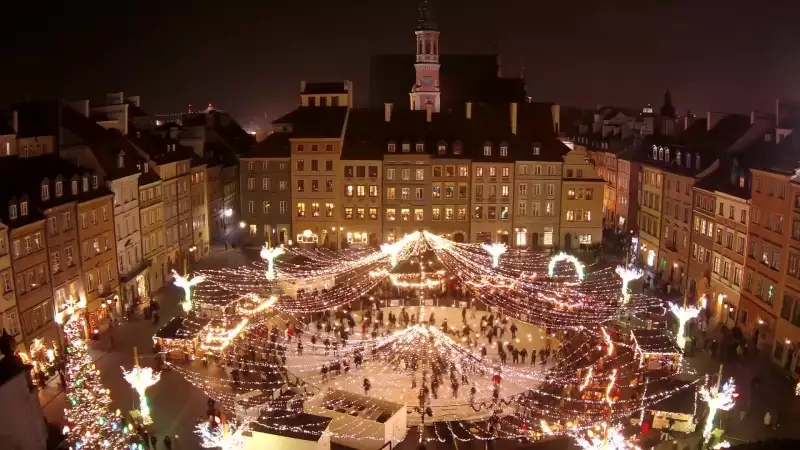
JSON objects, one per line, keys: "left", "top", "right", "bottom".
{"left": 83, "top": 177, "right": 89, "bottom": 192}
{"left": 452, "top": 141, "right": 463, "bottom": 156}
{"left": 401, "top": 142, "right": 410, "bottom": 153}
{"left": 41, "top": 184, "right": 49, "bottom": 201}
{"left": 483, "top": 143, "right": 492, "bottom": 156}
{"left": 415, "top": 143, "right": 424, "bottom": 153}
{"left": 144, "top": 164, "right": 149, "bottom": 173}
{"left": 8, "top": 204, "right": 17, "bottom": 220}
{"left": 500, "top": 143, "right": 508, "bottom": 157}
{"left": 20, "top": 201, "right": 28, "bottom": 216}
{"left": 55, "top": 181, "right": 63, "bottom": 197}
{"left": 652, "top": 145, "right": 658, "bottom": 159}
{"left": 117, "top": 153, "right": 125, "bottom": 169}
{"left": 664, "top": 148, "right": 670, "bottom": 162}
{"left": 437, "top": 142, "right": 446, "bottom": 154}
{"left": 387, "top": 143, "right": 396, "bottom": 153}
{"left": 695, "top": 153, "right": 701, "bottom": 169}
{"left": 685, "top": 154, "right": 691, "bottom": 167}
{"left": 533, "top": 145, "right": 541, "bottom": 156}
{"left": 72, "top": 180, "right": 78, "bottom": 195}
{"left": 658, "top": 147, "right": 664, "bottom": 161}
{"left": 676, "top": 151, "right": 681, "bottom": 164}
{"left": 92, "top": 175, "right": 98, "bottom": 189}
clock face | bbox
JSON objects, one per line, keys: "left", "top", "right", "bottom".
{"left": 422, "top": 76, "right": 433, "bottom": 86}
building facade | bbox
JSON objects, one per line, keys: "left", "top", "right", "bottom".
{"left": 659, "top": 172, "right": 694, "bottom": 292}
{"left": 560, "top": 148, "right": 604, "bottom": 248}
{"left": 430, "top": 153, "right": 469, "bottom": 242}
{"left": 139, "top": 170, "right": 166, "bottom": 295}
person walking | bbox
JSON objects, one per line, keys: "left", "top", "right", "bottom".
{"left": 163, "top": 436, "right": 173, "bottom": 450}
{"left": 150, "top": 434, "right": 158, "bottom": 449}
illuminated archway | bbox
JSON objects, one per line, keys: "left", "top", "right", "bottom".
{"left": 547, "top": 252, "right": 585, "bottom": 280}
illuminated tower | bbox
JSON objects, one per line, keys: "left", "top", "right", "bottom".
{"left": 410, "top": 0, "right": 441, "bottom": 112}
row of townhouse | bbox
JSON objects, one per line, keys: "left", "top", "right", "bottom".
{"left": 0, "top": 95, "right": 251, "bottom": 386}
{"left": 239, "top": 82, "right": 605, "bottom": 250}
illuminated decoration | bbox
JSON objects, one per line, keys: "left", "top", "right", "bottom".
{"left": 61, "top": 295, "right": 132, "bottom": 449}
{"left": 713, "top": 441, "right": 731, "bottom": 449}
{"left": 172, "top": 269, "right": 206, "bottom": 312}
{"left": 579, "top": 368, "right": 593, "bottom": 391}
{"left": 196, "top": 416, "right": 249, "bottom": 450}
{"left": 259, "top": 245, "right": 284, "bottom": 281}
{"left": 200, "top": 318, "right": 249, "bottom": 351}
{"left": 236, "top": 294, "right": 277, "bottom": 315}
{"left": 548, "top": 252, "right": 585, "bottom": 280}
{"left": 795, "top": 379, "right": 800, "bottom": 397}
{"left": 481, "top": 242, "right": 507, "bottom": 268}
{"left": 121, "top": 366, "right": 161, "bottom": 425}
{"left": 646, "top": 250, "right": 656, "bottom": 267}
{"left": 700, "top": 378, "right": 737, "bottom": 439}
{"left": 380, "top": 232, "right": 418, "bottom": 267}
{"left": 576, "top": 425, "right": 639, "bottom": 450}
{"left": 601, "top": 327, "right": 614, "bottom": 356}
{"left": 669, "top": 303, "right": 701, "bottom": 349}
{"left": 615, "top": 266, "right": 643, "bottom": 303}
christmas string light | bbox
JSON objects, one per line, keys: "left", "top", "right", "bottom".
{"left": 260, "top": 245, "right": 284, "bottom": 281}
{"left": 547, "top": 252, "right": 585, "bottom": 280}
{"left": 615, "top": 266, "right": 643, "bottom": 304}
{"left": 700, "top": 378, "right": 737, "bottom": 440}
{"left": 669, "top": 303, "right": 701, "bottom": 349}
{"left": 121, "top": 366, "right": 161, "bottom": 425}
{"left": 172, "top": 269, "right": 206, "bottom": 312}
{"left": 481, "top": 242, "right": 507, "bottom": 268}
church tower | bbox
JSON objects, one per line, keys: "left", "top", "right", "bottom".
{"left": 410, "top": 0, "right": 441, "bottom": 112}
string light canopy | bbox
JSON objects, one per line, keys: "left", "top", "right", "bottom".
{"left": 162, "top": 232, "right": 706, "bottom": 447}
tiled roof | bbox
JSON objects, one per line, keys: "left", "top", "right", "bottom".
{"left": 273, "top": 106, "right": 349, "bottom": 139}
{"left": 368, "top": 54, "right": 525, "bottom": 110}
{"left": 341, "top": 102, "right": 569, "bottom": 162}
{"left": 0, "top": 155, "right": 111, "bottom": 228}
{"left": 13, "top": 100, "right": 60, "bottom": 138}
{"left": 302, "top": 81, "right": 349, "bottom": 95}
{"left": 61, "top": 106, "right": 145, "bottom": 179}
{"left": 127, "top": 130, "right": 194, "bottom": 165}
{"left": 243, "top": 133, "right": 291, "bottom": 159}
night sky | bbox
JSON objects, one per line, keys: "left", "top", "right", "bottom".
{"left": 3, "top": 0, "right": 799, "bottom": 125}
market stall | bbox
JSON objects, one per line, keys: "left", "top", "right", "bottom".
{"left": 631, "top": 328, "right": 682, "bottom": 373}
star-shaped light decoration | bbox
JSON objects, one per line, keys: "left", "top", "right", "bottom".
{"left": 669, "top": 303, "right": 701, "bottom": 349}
{"left": 481, "top": 242, "right": 507, "bottom": 268}
{"left": 121, "top": 366, "right": 161, "bottom": 425}
{"left": 260, "top": 245, "right": 284, "bottom": 281}
{"left": 172, "top": 269, "right": 205, "bottom": 312}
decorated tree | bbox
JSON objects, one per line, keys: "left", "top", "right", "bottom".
{"left": 62, "top": 310, "right": 133, "bottom": 449}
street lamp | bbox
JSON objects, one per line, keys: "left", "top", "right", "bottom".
{"left": 172, "top": 269, "right": 205, "bottom": 312}
{"left": 121, "top": 366, "right": 161, "bottom": 425}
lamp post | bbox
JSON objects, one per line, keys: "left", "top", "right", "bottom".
{"left": 172, "top": 269, "right": 206, "bottom": 312}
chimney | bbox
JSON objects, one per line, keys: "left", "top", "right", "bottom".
{"left": 707, "top": 112, "right": 712, "bottom": 131}
{"left": 384, "top": 103, "right": 393, "bottom": 122}
{"left": 776, "top": 98, "right": 780, "bottom": 128}
{"left": 426, "top": 104, "right": 433, "bottom": 123}
{"left": 510, "top": 103, "right": 518, "bottom": 135}
{"left": 466, "top": 102, "right": 472, "bottom": 120}
{"left": 300, "top": 80, "right": 307, "bottom": 93}
{"left": 12, "top": 110, "right": 18, "bottom": 133}
{"left": 551, "top": 104, "right": 561, "bottom": 135}
{"left": 750, "top": 111, "right": 756, "bottom": 125}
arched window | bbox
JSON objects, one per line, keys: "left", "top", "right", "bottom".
{"left": 652, "top": 145, "right": 658, "bottom": 159}
{"left": 676, "top": 151, "right": 681, "bottom": 164}
{"left": 437, "top": 141, "right": 447, "bottom": 155}
{"left": 499, "top": 142, "right": 509, "bottom": 157}
{"left": 658, "top": 147, "right": 664, "bottom": 161}
{"left": 664, "top": 148, "right": 670, "bottom": 161}
{"left": 452, "top": 141, "right": 463, "bottom": 156}
{"left": 483, "top": 141, "right": 493, "bottom": 156}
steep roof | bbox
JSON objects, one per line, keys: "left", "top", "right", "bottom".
{"left": 13, "top": 100, "right": 60, "bottom": 138}
{"left": 302, "top": 82, "right": 349, "bottom": 95}
{"left": 60, "top": 105, "right": 145, "bottom": 179}
{"left": 0, "top": 155, "right": 111, "bottom": 228}
{"left": 341, "top": 102, "right": 568, "bottom": 162}
{"left": 273, "top": 106, "right": 348, "bottom": 139}
{"left": 127, "top": 130, "right": 194, "bottom": 165}
{"left": 243, "top": 133, "right": 291, "bottom": 159}
{"left": 368, "top": 54, "right": 525, "bottom": 110}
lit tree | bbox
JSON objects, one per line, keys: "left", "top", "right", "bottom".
{"left": 615, "top": 266, "right": 643, "bottom": 304}
{"left": 172, "top": 269, "right": 206, "bottom": 312}
{"left": 260, "top": 244, "right": 284, "bottom": 281}
{"left": 61, "top": 301, "right": 133, "bottom": 449}
{"left": 669, "top": 303, "right": 701, "bottom": 349}
{"left": 121, "top": 366, "right": 161, "bottom": 425}
{"left": 481, "top": 243, "right": 507, "bottom": 268}
{"left": 196, "top": 416, "right": 250, "bottom": 450}
{"left": 700, "top": 378, "right": 738, "bottom": 440}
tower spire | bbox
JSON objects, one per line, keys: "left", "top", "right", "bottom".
{"left": 417, "top": 0, "right": 437, "bottom": 31}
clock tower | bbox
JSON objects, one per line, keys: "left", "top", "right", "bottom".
{"left": 410, "top": 0, "right": 441, "bottom": 112}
